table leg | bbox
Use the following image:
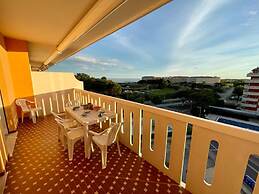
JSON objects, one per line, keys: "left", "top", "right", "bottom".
{"left": 31, "top": 111, "right": 36, "bottom": 123}
{"left": 84, "top": 125, "right": 88, "bottom": 158}
{"left": 84, "top": 125, "right": 92, "bottom": 159}
{"left": 88, "top": 134, "right": 93, "bottom": 159}
{"left": 91, "top": 140, "right": 95, "bottom": 152}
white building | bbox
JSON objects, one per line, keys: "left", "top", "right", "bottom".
{"left": 142, "top": 76, "right": 161, "bottom": 81}
{"left": 164, "top": 76, "right": 189, "bottom": 83}
{"left": 189, "top": 76, "right": 220, "bottom": 85}
{"left": 165, "top": 76, "right": 220, "bottom": 85}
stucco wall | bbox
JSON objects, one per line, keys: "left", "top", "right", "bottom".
{"left": 31, "top": 72, "right": 83, "bottom": 95}
{"left": 0, "top": 35, "right": 33, "bottom": 131}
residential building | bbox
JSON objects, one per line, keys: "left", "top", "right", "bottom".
{"left": 165, "top": 76, "right": 220, "bottom": 85}
{"left": 165, "top": 76, "right": 189, "bottom": 83}
{"left": 241, "top": 67, "right": 259, "bottom": 113}
{"left": 0, "top": 1, "right": 258, "bottom": 194}
{"left": 142, "top": 76, "right": 161, "bottom": 81}
{"left": 188, "top": 76, "right": 220, "bottom": 85}
{"left": 221, "top": 79, "right": 249, "bottom": 83}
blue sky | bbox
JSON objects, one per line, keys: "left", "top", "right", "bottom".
{"left": 49, "top": 0, "right": 259, "bottom": 79}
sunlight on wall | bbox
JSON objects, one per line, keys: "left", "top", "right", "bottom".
{"left": 31, "top": 72, "right": 83, "bottom": 95}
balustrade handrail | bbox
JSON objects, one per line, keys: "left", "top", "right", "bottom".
{"left": 77, "top": 89, "right": 259, "bottom": 144}
{"left": 32, "top": 87, "right": 259, "bottom": 194}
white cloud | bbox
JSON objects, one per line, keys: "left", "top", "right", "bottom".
{"left": 249, "top": 10, "right": 258, "bottom": 16}
{"left": 165, "top": 38, "right": 259, "bottom": 78}
{"left": 80, "top": 65, "right": 89, "bottom": 70}
{"left": 110, "top": 32, "right": 152, "bottom": 60}
{"left": 177, "top": 0, "right": 230, "bottom": 48}
{"left": 68, "top": 55, "right": 135, "bottom": 74}
{"left": 164, "top": 0, "right": 259, "bottom": 79}
{"left": 240, "top": 22, "right": 252, "bottom": 26}
{"left": 71, "top": 55, "right": 119, "bottom": 67}
{"left": 166, "top": 24, "right": 259, "bottom": 78}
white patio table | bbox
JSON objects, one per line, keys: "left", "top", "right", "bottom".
{"left": 65, "top": 106, "right": 115, "bottom": 159}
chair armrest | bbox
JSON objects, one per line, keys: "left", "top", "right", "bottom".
{"left": 57, "top": 112, "right": 67, "bottom": 117}
{"left": 90, "top": 122, "right": 120, "bottom": 136}
{"left": 65, "top": 120, "right": 81, "bottom": 128}
{"left": 26, "top": 100, "right": 35, "bottom": 104}
{"left": 62, "top": 118, "right": 75, "bottom": 123}
{"left": 90, "top": 127, "right": 111, "bottom": 136}
{"left": 68, "top": 126, "right": 83, "bottom": 131}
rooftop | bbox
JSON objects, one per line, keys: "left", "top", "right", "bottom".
{"left": 252, "top": 67, "right": 259, "bottom": 74}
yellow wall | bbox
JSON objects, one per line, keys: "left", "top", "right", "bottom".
{"left": 8, "top": 54, "right": 33, "bottom": 98}
{"left": 31, "top": 72, "right": 83, "bottom": 95}
{"left": 0, "top": 34, "right": 34, "bottom": 131}
{"left": 0, "top": 35, "right": 15, "bottom": 105}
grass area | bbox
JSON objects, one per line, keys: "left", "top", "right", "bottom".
{"left": 149, "top": 88, "right": 176, "bottom": 96}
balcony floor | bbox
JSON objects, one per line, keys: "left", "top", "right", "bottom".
{"left": 4, "top": 116, "right": 190, "bottom": 194}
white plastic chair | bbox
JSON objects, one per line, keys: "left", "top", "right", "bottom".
{"left": 16, "top": 99, "right": 42, "bottom": 123}
{"left": 51, "top": 111, "right": 78, "bottom": 144}
{"left": 51, "top": 111, "right": 67, "bottom": 120}
{"left": 55, "top": 118, "right": 84, "bottom": 161}
{"left": 65, "top": 100, "right": 81, "bottom": 107}
{"left": 91, "top": 122, "right": 123, "bottom": 169}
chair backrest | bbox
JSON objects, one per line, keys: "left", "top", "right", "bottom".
{"left": 51, "top": 111, "right": 63, "bottom": 120}
{"left": 65, "top": 100, "right": 81, "bottom": 107}
{"left": 54, "top": 118, "right": 69, "bottom": 133}
{"left": 107, "top": 122, "right": 123, "bottom": 145}
{"left": 16, "top": 99, "right": 30, "bottom": 112}
{"left": 54, "top": 116, "right": 77, "bottom": 131}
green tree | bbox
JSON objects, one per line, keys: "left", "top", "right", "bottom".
{"left": 151, "top": 95, "right": 163, "bottom": 104}
{"left": 173, "top": 88, "right": 192, "bottom": 103}
{"left": 189, "top": 89, "right": 223, "bottom": 117}
{"left": 110, "top": 82, "right": 122, "bottom": 97}
{"left": 233, "top": 80, "right": 245, "bottom": 87}
{"left": 75, "top": 73, "right": 90, "bottom": 81}
{"left": 74, "top": 73, "right": 122, "bottom": 97}
{"left": 233, "top": 85, "right": 244, "bottom": 101}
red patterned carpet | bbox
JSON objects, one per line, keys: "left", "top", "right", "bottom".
{"left": 4, "top": 116, "right": 190, "bottom": 194}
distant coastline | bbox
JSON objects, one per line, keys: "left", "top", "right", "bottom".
{"left": 109, "top": 78, "right": 140, "bottom": 83}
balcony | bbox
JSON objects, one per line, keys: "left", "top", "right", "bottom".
{"left": 0, "top": 1, "right": 259, "bottom": 193}
{"left": 247, "top": 73, "right": 259, "bottom": 77}
{"left": 244, "top": 85, "right": 259, "bottom": 90}
{"left": 241, "top": 97, "right": 259, "bottom": 103}
{"left": 4, "top": 115, "right": 189, "bottom": 194}
{"left": 241, "top": 97, "right": 258, "bottom": 102}
{"left": 243, "top": 91, "right": 259, "bottom": 96}
{"left": 240, "top": 102, "right": 257, "bottom": 108}
{"left": 3, "top": 88, "right": 259, "bottom": 194}
{"left": 245, "top": 79, "right": 259, "bottom": 84}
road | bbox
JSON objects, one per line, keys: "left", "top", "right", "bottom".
{"left": 246, "top": 156, "right": 259, "bottom": 181}
{"left": 218, "top": 87, "right": 234, "bottom": 101}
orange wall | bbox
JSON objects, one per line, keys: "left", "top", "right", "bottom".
{"left": 0, "top": 34, "right": 34, "bottom": 131}
{"left": 5, "top": 38, "right": 34, "bottom": 99}
{"left": 0, "top": 34, "right": 17, "bottom": 130}
{"left": 0, "top": 35, "right": 15, "bottom": 105}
